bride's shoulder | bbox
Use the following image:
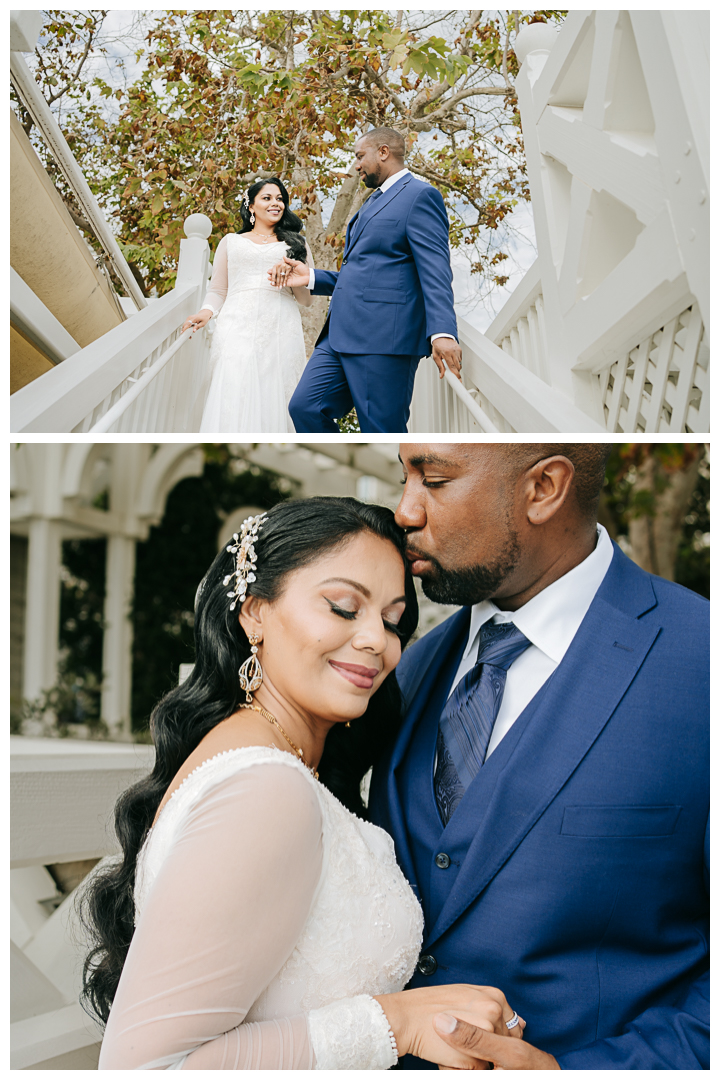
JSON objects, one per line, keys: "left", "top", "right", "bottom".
{"left": 153, "top": 744, "right": 322, "bottom": 835}
{"left": 152, "top": 714, "right": 317, "bottom": 823}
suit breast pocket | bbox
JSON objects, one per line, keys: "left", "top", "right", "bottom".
{"left": 560, "top": 805, "right": 682, "bottom": 837}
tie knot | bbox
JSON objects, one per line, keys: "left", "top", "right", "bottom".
{"left": 475, "top": 620, "right": 530, "bottom": 671}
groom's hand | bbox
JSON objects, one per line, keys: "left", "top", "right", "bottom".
{"left": 434, "top": 1014, "right": 560, "bottom": 1070}
{"left": 268, "top": 256, "right": 310, "bottom": 289}
{"left": 432, "top": 338, "right": 463, "bottom": 380}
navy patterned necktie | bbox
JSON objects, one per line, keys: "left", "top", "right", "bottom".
{"left": 347, "top": 189, "right": 381, "bottom": 249}
{"left": 355, "top": 188, "right": 381, "bottom": 224}
{"left": 435, "top": 621, "right": 531, "bottom": 826}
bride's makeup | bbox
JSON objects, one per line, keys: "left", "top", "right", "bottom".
{"left": 245, "top": 532, "right": 406, "bottom": 725}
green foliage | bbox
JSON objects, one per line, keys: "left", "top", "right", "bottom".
{"left": 338, "top": 409, "right": 361, "bottom": 433}
{"left": 21, "top": 670, "right": 106, "bottom": 737}
{"left": 17, "top": 9, "right": 566, "bottom": 294}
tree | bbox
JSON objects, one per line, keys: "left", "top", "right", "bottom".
{"left": 17, "top": 9, "right": 564, "bottom": 348}
{"left": 601, "top": 444, "right": 709, "bottom": 597}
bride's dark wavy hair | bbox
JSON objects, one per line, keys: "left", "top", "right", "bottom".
{"left": 79, "top": 496, "right": 418, "bottom": 1027}
{"left": 238, "top": 177, "right": 307, "bottom": 262}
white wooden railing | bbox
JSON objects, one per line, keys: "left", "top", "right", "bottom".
{"left": 11, "top": 737, "right": 155, "bottom": 1069}
{"left": 411, "top": 10, "right": 709, "bottom": 434}
{"left": 409, "top": 314, "right": 605, "bottom": 434}
{"left": 10, "top": 215, "right": 213, "bottom": 434}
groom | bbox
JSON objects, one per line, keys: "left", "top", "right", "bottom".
{"left": 269, "top": 127, "right": 461, "bottom": 433}
{"left": 370, "top": 443, "right": 709, "bottom": 1069}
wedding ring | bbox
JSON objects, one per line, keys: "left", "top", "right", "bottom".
{"left": 506, "top": 1011, "right": 520, "bottom": 1030}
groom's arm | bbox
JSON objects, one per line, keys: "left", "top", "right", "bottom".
{"left": 406, "top": 185, "right": 458, "bottom": 344}
{"left": 308, "top": 268, "right": 339, "bottom": 296}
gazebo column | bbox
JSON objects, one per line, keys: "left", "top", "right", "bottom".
{"left": 22, "top": 517, "right": 63, "bottom": 704}
{"left": 101, "top": 535, "right": 136, "bottom": 739}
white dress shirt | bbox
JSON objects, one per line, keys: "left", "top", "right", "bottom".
{"left": 308, "top": 168, "right": 456, "bottom": 344}
{"left": 448, "top": 525, "right": 615, "bottom": 760}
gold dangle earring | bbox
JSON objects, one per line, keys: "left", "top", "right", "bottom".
{"left": 239, "top": 633, "right": 263, "bottom": 703}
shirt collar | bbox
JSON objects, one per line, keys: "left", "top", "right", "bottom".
{"left": 463, "top": 525, "right": 615, "bottom": 665}
{"left": 380, "top": 167, "right": 410, "bottom": 193}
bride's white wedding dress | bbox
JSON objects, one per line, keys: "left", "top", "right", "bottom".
{"left": 199, "top": 235, "right": 311, "bottom": 433}
{"left": 98, "top": 746, "right": 423, "bottom": 1069}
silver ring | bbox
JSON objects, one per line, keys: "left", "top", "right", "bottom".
{"left": 506, "top": 1011, "right": 520, "bottom": 1031}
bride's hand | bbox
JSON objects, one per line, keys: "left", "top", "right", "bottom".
{"left": 268, "top": 256, "right": 310, "bottom": 289}
{"left": 181, "top": 309, "right": 213, "bottom": 334}
{"left": 375, "top": 984, "right": 524, "bottom": 1070}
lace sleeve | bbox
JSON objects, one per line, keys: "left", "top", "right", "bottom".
{"left": 201, "top": 234, "right": 230, "bottom": 317}
{"left": 98, "top": 760, "right": 398, "bottom": 1070}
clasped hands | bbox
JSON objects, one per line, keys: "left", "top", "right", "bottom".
{"left": 268, "top": 257, "right": 463, "bottom": 383}
{"left": 268, "top": 256, "right": 309, "bottom": 289}
{"left": 376, "top": 984, "right": 559, "bottom": 1070}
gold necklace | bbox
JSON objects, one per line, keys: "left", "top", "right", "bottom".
{"left": 239, "top": 703, "right": 319, "bottom": 779}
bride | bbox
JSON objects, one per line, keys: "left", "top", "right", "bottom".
{"left": 182, "top": 178, "right": 313, "bottom": 434}
{"left": 82, "top": 497, "right": 524, "bottom": 1069}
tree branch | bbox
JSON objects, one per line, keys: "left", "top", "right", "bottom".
{"left": 325, "top": 171, "right": 361, "bottom": 236}
{"left": 408, "top": 158, "right": 485, "bottom": 215}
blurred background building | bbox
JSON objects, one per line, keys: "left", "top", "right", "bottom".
{"left": 10, "top": 441, "right": 709, "bottom": 1068}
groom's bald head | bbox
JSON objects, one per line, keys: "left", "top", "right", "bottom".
{"left": 359, "top": 127, "right": 406, "bottom": 162}
{"left": 395, "top": 444, "right": 612, "bottom": 609}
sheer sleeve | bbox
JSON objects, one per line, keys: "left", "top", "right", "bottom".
{"left": 201, "top": 235, "right": 230, "bottom": 317}
{"left": 291, "top": 241, "right": 314, "bottom": 308}
{"left": 98, "top": 760, "right": 398, "bottom": 1071}
{"left": 99, "top": 763, "right": 322, "bottom": 1069}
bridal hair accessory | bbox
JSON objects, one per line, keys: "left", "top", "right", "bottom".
{"left": 238, "top": 632, "right": 263, "bottom": 702}
{"left": 224, "top": 513, "right": 267, "bottom": 611}
{"left": 242, "top": 192, "right": 250, "bottom": 209}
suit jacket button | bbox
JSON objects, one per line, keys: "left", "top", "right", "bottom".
{"left": 342, "top": 258, "right": 348, "bottom": 265}
{"left": 417, "top": 954, "right": 438, "bottom": 976}
{"left": 435, "top": 852, "right": 451, "bottom": 869}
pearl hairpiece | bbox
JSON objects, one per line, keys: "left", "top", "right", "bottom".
{"left": 224, "top": 513, "right": 268, "bottom": 611}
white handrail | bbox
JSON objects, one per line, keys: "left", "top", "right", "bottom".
{"left": 10, "top": 50, "right": 147, "bottom": 311}
{"left": 442, "top": 363, "right": 500, "bottom": 432}
{"left": 89, "top": 327, "right": 195, "bottom": 433}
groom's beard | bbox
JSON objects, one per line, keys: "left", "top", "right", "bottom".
{"left": 361, "top": 169, "right": 381, "bottom": 189}
{"left": 406, "top": 532, "right": 521, "bottom": 607}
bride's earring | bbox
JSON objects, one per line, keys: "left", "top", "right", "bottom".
{"left": 250, "top": 210, "right": 255, "bottom": 226}
{"left": 239, "top": 634, "right": 263, "bottom": 702}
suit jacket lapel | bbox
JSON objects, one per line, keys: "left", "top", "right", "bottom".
{"left": 425, "top": 550, "right": 660, "bottom": 948}
{"left": 344, "top": 174, "right": 412, "bottom": 257}
{"left": 383, "top": 609, "right": 470, "bottom": 886}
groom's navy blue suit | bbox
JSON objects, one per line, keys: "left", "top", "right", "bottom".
{"left": 369, "top": 545, "right": 709, "bottom": 1069}
{"left": 289, "top": 173, "right": 457, "bottom": 433}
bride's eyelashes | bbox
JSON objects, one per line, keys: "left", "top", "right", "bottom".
{"left": 324, "top": 598, "right": 403, "bottom": 637}
{"left": 325, "top": 598, "right": 357, "bottom": 620}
